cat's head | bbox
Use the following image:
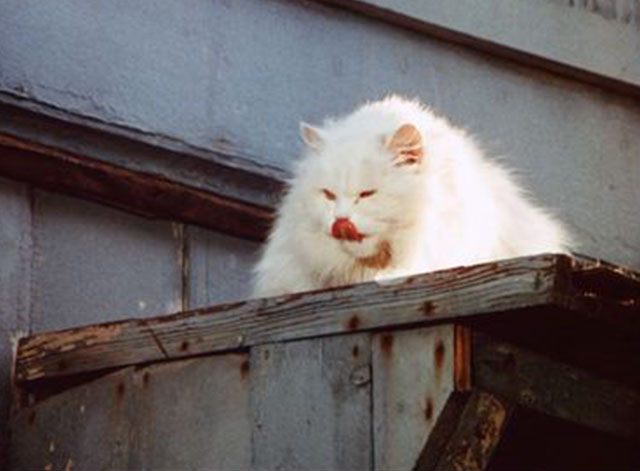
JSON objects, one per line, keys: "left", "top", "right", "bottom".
{"left": 292, "top": 120, "right": 426, "bottom": 261}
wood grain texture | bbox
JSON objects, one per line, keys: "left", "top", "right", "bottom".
{"left": 473, "top": 333, "right": 640, "bottom": 441}
{"left": 433, "top": 390, "right": 514, "bottom": 471}
{"left": 250, "top": 335, "right": 371, "bottom": 470}
{"left": 15, "top": 254, "right": 567, "bottom": 383}
{"left": 11, "top": 354, "right": 252, "bottom": 470}
{"left": 413, "top": 391, "right": 471, "bottom": 471}
{"left": 372, "top": 326, "right": 454, "bottom": 471}
{"left": 10, "top": 366, "right": 136, "bottom": 471}
{"left": 129, "top": 354, "right": 252, "bottom": 471}
{"left": 0, "top": 134, "right": 274, "bottom": 241}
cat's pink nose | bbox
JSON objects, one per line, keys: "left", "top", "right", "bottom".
{"left": 331, "top": 218, "right": 363, "bottom": 242}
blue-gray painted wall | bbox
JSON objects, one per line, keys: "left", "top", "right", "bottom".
{"left": 1, "top": 0, "right": 638, "bottom": 267}
{"left": 0, "top": 178, "right": 259, "bottom": 467}
{"left": 0, "top": 0, "right": 639, "bottom": 466}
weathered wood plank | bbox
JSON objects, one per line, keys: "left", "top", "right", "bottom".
{"left": 372, "top": 326, "right": 454, "bottom": 471}
{"left": 432, "top": 390, "right": 514, "bottom": 471}
{"left": 322, "top": 0, "right": 640, "bottom": 96}
{"left": 0, "top": 133, "right": 274, "bottom": 241}
{"left": 11, "top": 354, "right": 252, "bottom": 470}
{"left": 129, "top": 354, "right": 251, "bottom": 471}
{"left": 15, "top": 254, "right": 568, "bottom": 383}
{"left": 10, "top": 366, "right": 136, "bottom": 471}
{"left": 473, "top": 333, "right": 640, "bottom": 441}
{"left": 250, "top": 335, "right": 371, "bottom": 470}
{"left": 571, "top": 254, "right": 640, "bottom": 300}
{"left": 413, "top": 392, "right": 471, "bottom": 471}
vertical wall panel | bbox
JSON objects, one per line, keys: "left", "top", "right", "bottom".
{"left": 129, "top": 354, "right": 252, "bottom": 471}
{"left": 11, "top": 367, "right": 136, "bottom": 471}
{"left": 251, "top": 335, "right": 372, "bottom": 470}
{"left": 187, "top": 226, "right": 259, "bottom": 308}
{"left": 372, "top": 326, "right": 454, "bottom": 471}
{"left": 0, "top": 177, "right": 30, "bottom": 469}
{"left": 30, "top": 190, "right": 183, "bottom": 332}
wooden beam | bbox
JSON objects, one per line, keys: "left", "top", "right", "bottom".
{"left": 0, "top": 134, "right": 274, "bottom": 241}
{"left": 415, "top": 389, "right": 514, "bottom": 471}
{"left": 15, "top": 254, "right": 567, "bottom": 384}
{"left": 321, "top": 0, "right": 640, "bottom": 97}
{"left": 473, "top": 333, "right": 640, "bottom": 441}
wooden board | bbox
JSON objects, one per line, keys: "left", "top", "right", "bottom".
{"left": 372, "top": 326, "right": 454, "bottom": 471}
{"left": 432, "top": 390, "right": 513, "bottom": 471}
{"left": 250, "top": 335, "right": 371, "bottom": 470}
{"left": 11, "top": 354, "right": 252, "bottom": 470}
{"left": 129, "top": 354, "right": 251, "bottom": 470}
{"left": 0, "top": 133, "right": 275, "bottom": 241}
{"left": 473, "top": 333, "right": 640, "bottom": 441}
{"left": 11, "top": 366, "right": 136, "bottom": 471}
{"left": 15, "top": 254, "right": 568, "bottom": 383}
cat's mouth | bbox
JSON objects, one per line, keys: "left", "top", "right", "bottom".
{"left": 331, "top": 218, "right": 367, "bottom": 242}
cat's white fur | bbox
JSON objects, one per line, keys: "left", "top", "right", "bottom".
{"left": 253, "top": 96, "right": 570, "bottom": 297}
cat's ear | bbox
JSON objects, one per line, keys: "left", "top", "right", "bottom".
{"left": 385, "top": 123, "right": 423, "bottom": 167}
{"left": 300, "top": 122, "right": 325, "bottom": 150}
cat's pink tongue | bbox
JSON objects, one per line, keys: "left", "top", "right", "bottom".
{"left": 331, "top": 218, "right": 363, "bottom": 242}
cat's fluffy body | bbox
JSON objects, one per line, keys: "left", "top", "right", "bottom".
{"left": 253, "top": 96, "right": 570, "bottom": 297}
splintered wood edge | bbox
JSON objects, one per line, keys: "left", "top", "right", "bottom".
{"left": 15, "top": 254, "right": 571, "bottom": 384}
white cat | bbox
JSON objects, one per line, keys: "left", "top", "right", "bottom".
{"left": 252, "top": 96, "right": 571, "bottom": 298}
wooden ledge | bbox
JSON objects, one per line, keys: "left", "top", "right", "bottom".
{"left": 13, "top": 254, "right": 640, "bottom": 385}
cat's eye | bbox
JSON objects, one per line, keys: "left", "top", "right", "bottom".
{"left": 359, "top": 190, "right": 377, "bottom": 199}
{"left": 322, "top": 189, "right": 336, "bottom": 201}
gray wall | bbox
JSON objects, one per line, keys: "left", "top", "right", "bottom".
{"left": 0, "top": 0, "right": 639, "bottom": 466}
{"left": 1, "top": 0, "right": 638, "bottom": 269}
{"left": 0, "top": 177, "right": 259, "bottom": 468}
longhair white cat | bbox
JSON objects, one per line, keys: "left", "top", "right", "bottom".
{"left": 253, "top": 96, "right": 571, "bottom": 297}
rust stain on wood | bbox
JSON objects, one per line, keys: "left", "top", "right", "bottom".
{"left": 422, "top": 301, "right": 435, "bottom": 316}
{"left": 352, "top": 344, "right": 360, "bottom": 358}
{"left": 346, "top": 315, "right": 361, "bottom": 331}
{"left": 424, "top": 396, "right": 434, "bottom": 422}
{"left": 454, "top": 325, "right": 472, "bottom": 391}
{"left": 434, "top": 339, "right": 446, "bottom": 373}
{"left": 380, "top": 333, "right": 394, "bottom": 357}
{"left": 116, "top": 381, "right": 125, "bottom": 399}
{"left": 240, "top": 359, "right": 250, "bottom": 380}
